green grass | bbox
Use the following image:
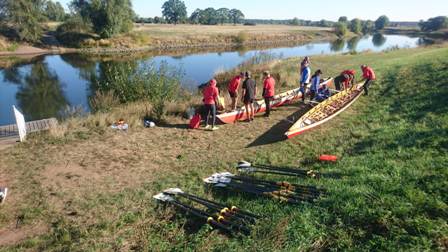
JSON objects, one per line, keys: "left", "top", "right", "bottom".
{"left": 1, "top": 45, "right": 447, "bottom": 251}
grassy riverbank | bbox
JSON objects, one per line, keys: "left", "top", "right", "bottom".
{"left": 0, "top": 45, "right": 447, "bottom": 251}
{"left": 1, "top": 24, "right": 337, "bottom": 56}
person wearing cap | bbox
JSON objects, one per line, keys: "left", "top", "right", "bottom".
{"left": 309, "top": 69, "right": 323, "bottom": 101}
{"left": 202, "top": 79, "right": 219, "bottom": 130}
{"left": 361, "top": 65, "right": 376, "bottom": 95}
{"left": 228, "top": 72, "right": 245, "bottom": 111}
{"left": 241, "top": 71, "right": 257, "bottom": 122}
{"left": 262, "top": 71, "right": 276, "bottom": 117}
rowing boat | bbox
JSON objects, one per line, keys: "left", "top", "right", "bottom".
{"left": 285, "top": 81, "right": 365, "bottom": 138}
{"left": 217, "top": 78, "right": 334, "bottom": 124}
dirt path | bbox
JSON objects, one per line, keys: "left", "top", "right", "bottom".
{"left": 0, "top": 101, "right": 312, "bottom": 247}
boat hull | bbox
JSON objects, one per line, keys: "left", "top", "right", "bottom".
{"left": 217, "top": 88, "right": 301, "bottom": 124}
{"left": 285, "top": 82, "right": 364, "bottom": 139}
{"left": 217, "top": 78, "right": 334, "bottom": 124}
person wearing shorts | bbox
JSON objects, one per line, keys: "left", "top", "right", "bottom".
{"left": 242, "top": 71, "right": 256, "bottom": 122}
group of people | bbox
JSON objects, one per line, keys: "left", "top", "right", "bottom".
{"left": 201, "top": 56, "right": 376, "bottom": 130}
{"left": 201, "top": 70, "right": 276, "bottom": 130}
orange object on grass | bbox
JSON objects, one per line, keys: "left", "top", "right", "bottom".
{"left": 319, "top": 155, "right": 338, "bottom": 162}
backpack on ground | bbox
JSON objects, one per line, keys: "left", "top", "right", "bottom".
{"left": 189, "top": 114, "right": 201, "bottom": 129}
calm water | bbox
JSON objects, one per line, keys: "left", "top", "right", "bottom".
{"left": 0, "top": 34, "right": 423, "bottom": 125}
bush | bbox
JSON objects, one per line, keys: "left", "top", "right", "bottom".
{"left": 243, "top": 22, "right": 256, "bottom": 26}
{"left": 89, "top": 91, "right": 120, "bottom": 112}
{"left": 56, "top": 15, "right": 95, "bottom": 48}
{"left": 234, "top": 31, "right": 249, "bottom": 44}
{"left": 334, "top": 22, "right": 348, "bottom": 37}
{"left": 91, "top": 61, "right": 184, "bottom": 122}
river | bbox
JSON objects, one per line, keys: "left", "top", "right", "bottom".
{"left": 0, "top": 34, "right": 425, "bottom": 125}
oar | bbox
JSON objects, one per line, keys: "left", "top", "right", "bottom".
{"left": 238, "top": 161, "right": 319, "bottom": 178}
{"left": 163, "top": 188, "right": 259, "bottom": 221}
{"left": 154, "top": 193, "right": 234, "bottom": 234}
{"left": 229, "top": 175, "right": 322, "bottom": 194}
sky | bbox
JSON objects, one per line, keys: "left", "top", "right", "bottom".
{"left": 58, "top": 0, "right": 447, "bottom": 22}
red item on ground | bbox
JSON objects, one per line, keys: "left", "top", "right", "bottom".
{"left": 189, "top": 114, "right": 201, "bottom": 129}
{"left": 319, "top": 155, "right": 338, "bottom": 162}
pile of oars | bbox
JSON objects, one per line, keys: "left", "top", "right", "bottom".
{"left": 204, "top": 172, "right": 325, "bottom": 204}
{"left": 238, "top": 161, "right": 320, "bottom": 178}
{"left": 153, "top": 188, "right": 258, "bottom": 235}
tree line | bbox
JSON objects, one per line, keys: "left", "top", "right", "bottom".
{"left": 135, "top": 0, "right": 245, "bottom": 25}
{"left": 334, "top": 15, "right": 391, "bottom": 37}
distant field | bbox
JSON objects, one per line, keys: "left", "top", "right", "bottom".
{"left": 133, "top": 24, "right": 332, "bottom": 39}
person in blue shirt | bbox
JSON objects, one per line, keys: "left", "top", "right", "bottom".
{"left": 300, "top": 66, "right": 311, "bottom": 102}
{"left": 315, "top": 83, "right": 331, "bottom": 102}
{"left": 309, "top": 69, "right": 322, "bottom": 101}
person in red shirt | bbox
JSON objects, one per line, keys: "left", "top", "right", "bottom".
{"left": 361, "top": 65, "right": 376, "bottom": 95}
{"left": 262, "top": 71, "right": 276, "bottom": 117}
{"left": 341, "top": 69, "right": 356, "bottom": 89}
{"left": 202, "top": 79, "right": 219, "bottom": 130}
{"left": 227, "top": 72, "right": 244, "bottom": 111}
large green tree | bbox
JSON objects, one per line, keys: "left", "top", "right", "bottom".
{"left": 0, "top": 0, "right": 46, "bottom": 42}
{"left": 419, "top": 16, "right": 448, "bottom": 32}
{"left": 338, "top": 16, "right": 348, "bottom": 23}
{"left": 229, "top": 9, "right": 244, "bottom": 25}
{"left": 375, "top": 15, "right": 389, "bottom": 30}
{"left": 350, "top": 18, "right": 362, "bottom": 34}
{"left": 334, "top": 22, "right": 348, "bottom": 38}
{"left": 216, "top": 8, "right": 230, "bottom": 25}
{"left": 362, "top": 20, "right": 375, "bottom": 34}
{"left": 161, "top": 0, "right": 187, "bottom": 25}
{"left": 45, "top": 1, "right": 66, "bottom": 21}
{"left": 189, "top": 8, "right": 201, "bottom": 24}
{"left": 199, "top": 8, "right": 218, "bottom": 25}
{"left": 71, "top": 0, "right": 134, "bottom": 38}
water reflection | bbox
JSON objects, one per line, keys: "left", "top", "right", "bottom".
{"left": 330, "top": 39, "right": 346, "bottom": 52}
{"left": 2, "top": 67, "right": 22, "bottom": 84}
{"left": 60, "top": 53, "right": 97, "bottom": 79}
{"left": 372, "top": 33, "right": 387, "bottom": 47}
{"left": 16, "top": 62, "right": 68, "bottom": 120}
{"left": 347, "top": 36, "right": 361, "bottom": 51}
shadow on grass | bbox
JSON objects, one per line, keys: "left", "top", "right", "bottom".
{"left": 157, "top": 123, "right": 189, "bottom": 129}
{"left": 246, "top": 103, "right": 311, "bottom": 148}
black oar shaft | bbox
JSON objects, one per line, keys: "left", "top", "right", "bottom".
{"left": 180, "top": 192, "right": 260, "bottom": 219}
{"left": 169, "top": 200, "right": 233, "bottom": 233}
{"left": 178, "top": 194, "right": 256, "bottom": 223}
{"left": 252, "top": 164, "right": 309, "bottom": 174}
{"left": 231, "top": 176, "right": 320, "bottom": 193}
